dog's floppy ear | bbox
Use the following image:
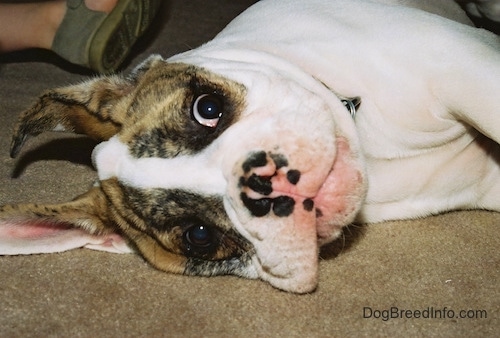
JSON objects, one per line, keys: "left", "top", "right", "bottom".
{"left": 9, "top": 75, "right": 130, "bottom": 158}
{"left": 9, "top": 54, "right": 164, "bottom": 158}
{"left": 0, "top": 187, "right": 132, "bottom": 255}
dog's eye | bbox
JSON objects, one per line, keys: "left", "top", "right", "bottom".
{"left": 192, "top": 94, "right": 223, "bottom": 128}
{"left": 184, "top": 223, "right": 215, "bottom": 255}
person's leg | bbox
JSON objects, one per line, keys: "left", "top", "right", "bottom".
{"left": 0, "top": 1, "right": 63, "bottom": 52}
{"left": 0, "top": 0, "right": 118, "bottom": 53}
{"left": 1, "top": 0, "right": 159, "bottom": 73}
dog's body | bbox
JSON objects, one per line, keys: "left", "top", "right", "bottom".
{"left": 1, "top": 0, "right": 499, "bottom": 293}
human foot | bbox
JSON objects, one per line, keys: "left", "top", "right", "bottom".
{"left": 51, "top": 0, "right": 161, "bottom": 73}
{"left": 84, "top": 0, "right": 119, "bottom": 14}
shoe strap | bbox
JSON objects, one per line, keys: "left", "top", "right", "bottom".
{"left": 51, "top": 0, "right": 107, "bottom": 66}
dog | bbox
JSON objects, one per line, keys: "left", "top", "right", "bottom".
{"left": 1, "top": 0, "right": 499, "bottom": 293}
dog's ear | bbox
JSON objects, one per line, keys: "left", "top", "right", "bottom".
{"left": 0, "top": 187, "right": 132, "bottom": 255}
{"left": 9, "top": 75, "right": 131, "bottom": 158}
{"left": 10, "top": 55, "right": 165, "bottom": 158}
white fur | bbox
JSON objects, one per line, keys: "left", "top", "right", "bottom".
{"left": 92, "top": 136, "right": 226, "bottom": 195}
{"left": 164, "top": 0, "right": 500, "bottom": 291}
{"left": 170, "top": 0, "right": 500, "bottom": 223}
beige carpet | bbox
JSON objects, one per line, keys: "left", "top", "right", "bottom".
{"left": 0, "top": 0, "right": 498, "bottom": 336}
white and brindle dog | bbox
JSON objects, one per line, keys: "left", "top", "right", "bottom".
{"left": 1, "top": 0, "right": 499, "bottom": 293}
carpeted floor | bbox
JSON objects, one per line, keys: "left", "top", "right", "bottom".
{"left": 0, "top": 0, "right": 498, "bottom": 336}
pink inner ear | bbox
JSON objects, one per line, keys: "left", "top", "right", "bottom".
{"left": 0, "top": 220, "right": 72, "bottom": 239}
{"left": 0, "top": 219, "right": 132, "bottom": 255}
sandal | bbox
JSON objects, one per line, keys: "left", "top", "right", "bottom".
{"left": 52, "top": 0, "right": 161, "bottom": 73}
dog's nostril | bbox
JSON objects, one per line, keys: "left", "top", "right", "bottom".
{"left": 269, "top": 153, "right": 288, "bottom": 169}
{"left": 241, "top": 193, "right": 272, "bottom": 217}
{"left": 286, "top": 170, "right": 301, "bottom": 185}
{"left": 246, "top": 174, "right": 273, "bottom": 195}
{"left": 272, "top": 196, "right": 295, "bottom": 217}
{"left": 242, "top": 151, "right": 268, "bottom": 173}
{"left": 303, "top": 199, "right": 314, "bottom": 212}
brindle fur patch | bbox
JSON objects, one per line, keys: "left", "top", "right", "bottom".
{"left": 101, "top": 179, "right": 253, "bottom": 266}
{"left": 10, "top": 59, "right": 246, "bottom": 161}
{"left": 120, "top": 63, "right": 247, "bottom": 158}
{"left": 184, "top": 252, "right": 255, "bottom": 277}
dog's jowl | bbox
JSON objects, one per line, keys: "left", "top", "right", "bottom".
{"left": 1, "top": 0, "right": 500, "bottom": 293}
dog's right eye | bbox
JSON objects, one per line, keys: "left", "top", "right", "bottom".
{"left": 191, "top": 94, "right": 223, "bottom": 128}
{"left": 183, "top": 223, "right": 217, "bottom": 257}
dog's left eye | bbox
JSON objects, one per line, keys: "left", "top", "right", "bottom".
{"left": 192, "top": 94, "right": 223, "bottom": 128}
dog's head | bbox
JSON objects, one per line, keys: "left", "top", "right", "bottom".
{"left": 0, "top": 55, "right": 366, "bottom": 293}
